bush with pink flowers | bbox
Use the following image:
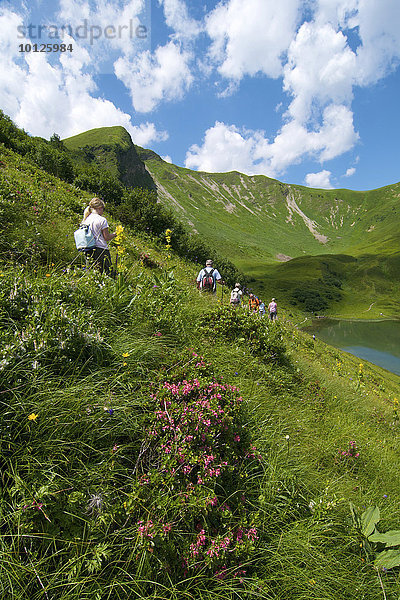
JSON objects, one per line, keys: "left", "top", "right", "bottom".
{"left": 336, "top": 440, "right": 361, "bottom": 470}
{"left": 123, "top": 352, "right": 264, "bottom": 582}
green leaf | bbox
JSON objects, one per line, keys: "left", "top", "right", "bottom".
{"left": 374, "top": 549, "right": 400, "bottom": 570}
{"left": 369, "top": 530, "right": 400, "bottom": 547}
{"left": 361, "top": 506, "right": 380, "bottom": 537}
{"left": 349, "top": 502, "right": 360, "bottom": 528}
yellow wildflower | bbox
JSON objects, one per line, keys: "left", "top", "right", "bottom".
{"left": 28, "top": 413, "right": 38, "bottom": 421}
{"left": 165, "top": 229, "right": 172, "bottom": 256}
{"left": 122, "top": 352, "right": 130, "bottom": 357}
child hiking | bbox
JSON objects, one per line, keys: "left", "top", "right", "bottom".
{"left": 230, "top": 283, "right": 243, "bottom": 306}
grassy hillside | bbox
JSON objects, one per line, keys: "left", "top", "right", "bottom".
{"left": 140, "top": 154, "right": 400, "bottom": 264}
{"left": 2, "top": 137, "right": 400, "bottom": 599}
{"left": 64, "top": 126, "right": 133, "bottom": 152}
{"left": 62, "top": 125, "right": 400, "bottom": 317}
{"left": 64, "top": 126, "right": 155, "bottom": 190}
{"left": 140, "top": 151, "right": 400, "bottom": 317}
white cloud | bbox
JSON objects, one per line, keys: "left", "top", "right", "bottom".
{"left": 283, "top": 21, "right": 356, "bottom": 123}
{"left": 194, "top": 0, "right": 400, "bottom": 178}
{"left": 313, "top": 0, "right": 359, "bottom": 29}
{"left": 13, "top": 49, "right": 148, "bottom": 140}
{"left": 162, "top": 154, "right": 173, "bottom": 163}
{"left": 354, "top": 0, "right": 400, "bottom": 85}
{"left": 304, "top": 170, "right": 334, "bottom": 188}
{"left": 283, "top": 1, "right": 400, "bottom": 121}
{"left": 111, "top": 0, "right": 199, "bottom": 113}
{"left": 0, "top": 9, "right": 27, "bottom": 115}
{"left": 158, "top": 0, "right": 202, "bottom": 40}
{"left": 185, "top": 122, "right": 270, "bottom": 175}
{"left": 114, "top": 41, "right": 193, "bottom": 112}
{"left": 344, "top": 167, "right": 356, "bottom": 177}
{"left": 130, "top": 122, "right": 169, "bottom": 146}
{"left": 185, "top": 106, "right": 358, "bottom": 178}
{"left": 57, "top": 0, "right": 146, "bottom": 56}
{"left": 0, "top": 8, "right": 167, "bottom": 145}
{"left": 317, "top": 104, "right": 358, "bottom": 162}
{"left": 206, "top": 0, "right": 300, "bottom": 80}
{"left": 197, "top": 1, "right": 363, "bottom": 176}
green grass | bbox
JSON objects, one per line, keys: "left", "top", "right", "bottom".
{"left": 139, "top": 149, "right": 400, "bottom": 317}
{"left": 3, "top": 138, "right": 400, "bottom": 599}
{"left": 60, "top": 125, "right": 400, "bottom": 317}
{"left": 63, "top": 126, "right": 132, "bottom": 152}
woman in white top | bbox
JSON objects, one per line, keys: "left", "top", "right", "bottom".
{"left": 82, "top": 198, "right": 116, "bottom": 274}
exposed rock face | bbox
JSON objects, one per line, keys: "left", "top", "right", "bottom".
{"left": 63, "top": 126, "right": 156, "bottom": 191}
{"left": 117, "top": 143, "right": 155, "bottom": 190}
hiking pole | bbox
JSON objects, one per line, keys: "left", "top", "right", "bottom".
{"left": 113, "top": 245, "right": 119, "bottom": 279}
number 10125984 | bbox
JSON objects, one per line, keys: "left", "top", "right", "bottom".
{"left": 19, "top": 43, "right": 73, "bottom": 52}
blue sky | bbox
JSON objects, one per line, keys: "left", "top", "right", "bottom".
{"left": 1, "top": 0, "right": 399, "bottom": 191}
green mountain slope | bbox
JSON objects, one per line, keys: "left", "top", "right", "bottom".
{"left": 64, "top": 125, "right": 155, "bottom": 190}
{"left": 140, "top": 151, "right": 400, "bottom": 259}
{"left": 138, "top": 149, "right": 400, "bottom": 317}
{"left": 62, "top": 126, "right": 400, "bottom": 317}
{"left": 3, "top": 133, "right": 400, "bottom": 600}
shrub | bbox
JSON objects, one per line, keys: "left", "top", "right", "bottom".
{"left": 121, "top": 352, "right": 264, "bottom": 584}
{"left": 199, "top": 306, "right": 285, "bottom": 364}
{"left": 0, "top": 268, "right": 117, "bottom": 387}
{"left": 291, "top": 287, "right": 329, "bottom": 312}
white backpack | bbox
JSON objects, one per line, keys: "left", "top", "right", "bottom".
{"left": 74, "top": 223, "right": 96, "bottom": 252}
{"left": 230, "top": 288, "right": 240, "bottom": 304}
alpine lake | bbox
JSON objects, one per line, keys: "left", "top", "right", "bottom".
{"left": 303, "top": 319, "right": 400, "bottom": 377}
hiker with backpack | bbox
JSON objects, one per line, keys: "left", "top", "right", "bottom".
{"left": 230, "top": 283, "right": 243, "bottom": 306}
{"left": 268, "top": 298, "right": 278, "bottom": 321}
{"left": 248, "top": 293, "right": 260, "bottom": 312}
{"left": 259, "top": 300, "right": 266, "bottom": 316}
{"left": 81, "top": 198, "right": 116, "bottom": 274}
{"left": 196, "top": 259, "right": 223, "bottom": 293}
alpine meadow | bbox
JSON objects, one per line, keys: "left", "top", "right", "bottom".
{"left": 63, "top": 125, "right": 400, "bottom": 319}
{"left": 2, "top": 110, "right": 400, "bottom": 600}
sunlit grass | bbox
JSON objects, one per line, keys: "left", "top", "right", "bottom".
{"left": 2, "top": 137, "right": 400, "bottom": 598}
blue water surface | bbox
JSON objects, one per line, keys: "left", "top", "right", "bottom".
{"left": 303, "top": 319, "right": 400, "bottom": 377}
